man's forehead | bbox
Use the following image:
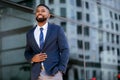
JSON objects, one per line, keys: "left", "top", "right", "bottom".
{"left": 36, "top": 4, "right": 50, "bottom": 12}
{"left": 36, "top": 6, "right": 50, "bottom": 13}
{"left": 37, "top": 6, "right": 47, "bottom": 10}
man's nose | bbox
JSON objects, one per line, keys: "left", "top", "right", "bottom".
{"left": 37, "top": 11, "right": 42, "bottom": 14}
{"left": 37, "top": 12, "right": 43, "bottom": 16}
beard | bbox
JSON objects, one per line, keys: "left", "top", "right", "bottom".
{"left": 36, "top": 16, "right": 47, "bottom": 22}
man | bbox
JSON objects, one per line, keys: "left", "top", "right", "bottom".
{"left": 24, "top": 4, "right": 69, "bottom": 80}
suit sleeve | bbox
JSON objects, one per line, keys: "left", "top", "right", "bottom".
{"left": 57, "top": 27, "right": 70, "bottom": 74}
{"left": 24, "top": 33, "right": 34, "bottom": 62}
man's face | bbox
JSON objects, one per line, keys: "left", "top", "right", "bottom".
{"left": 35, "top": 6, "right": 50, "bottom": 22}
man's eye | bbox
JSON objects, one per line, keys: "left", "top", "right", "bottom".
{"left": 36, "top": 10, "right": 45, "bottom": 13}
{"left": 36, "top": 10, "right": 40, "bottom": 13}
{"left": 41, "top": 10, "right": 45, "bottom": 12}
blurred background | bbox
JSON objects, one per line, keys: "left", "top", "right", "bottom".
{"left": 0, "top": 0, "right": 120, "bottom": 80}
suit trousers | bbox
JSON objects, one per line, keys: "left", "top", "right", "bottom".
{"left": 37, "top": 70, "right": 63, "bottom": 80}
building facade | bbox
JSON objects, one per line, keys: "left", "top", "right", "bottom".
{"left": 0, "top": 0, "right": 120, "bottom": 80}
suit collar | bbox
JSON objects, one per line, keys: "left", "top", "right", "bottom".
{"left": 30, "top": 23, "right": 53, "bottom": 53}
{"left": 36, "top": 22, "right": 48, "bottom": 30}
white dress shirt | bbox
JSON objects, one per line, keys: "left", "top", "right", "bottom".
{"left": 34, "top": 22, "right": 48, "bottom": 48}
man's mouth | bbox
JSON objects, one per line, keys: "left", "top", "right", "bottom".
{"left": 37, "top": 15, "right": 43, "bottom": 18}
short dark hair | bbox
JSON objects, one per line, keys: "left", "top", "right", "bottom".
{"left": 36, "top": 4, "right": 50, "bottom": 12}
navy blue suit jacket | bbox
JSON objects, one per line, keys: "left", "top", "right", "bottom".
{"left": 24, "top": 23, "right": 69, "bottom": 80}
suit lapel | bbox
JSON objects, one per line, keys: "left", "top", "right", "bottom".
{"left": 42, "top": 23, "right": 52, "bottom": 51}
{"left": 30, "top": 26, "right": 42, "bottom": 52}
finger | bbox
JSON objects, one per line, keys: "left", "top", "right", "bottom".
{"left": 38, "top": 53, "right": 43, "bottom": 56}
{"left": 40, "top": 53, "right": 46, "bottom": 55}
{"left": 39, "top": 58, "right": 46, "bottom": 62}
{"left": 42, "top": 55, "right": 47, "bottom": 58}
{"left": 39, "top": 56, "right": 47, "bottom": 59}
{"left": 43, "top": 54, "right": 47, "bottom": 57}
{"left": 42, "top": 53, "right": 46, "bottom": 54}
{"left": 34, "top": 54, "right": 41, "bottom": 58}
{"left": 39, "top": 53, "right": 47, "bottom": 57}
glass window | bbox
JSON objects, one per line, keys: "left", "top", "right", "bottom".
{"left": 85, "top": 2, "right": 89, "bottom": 9}
{"left": 93, "top": 70, "right": 96, "bottom": 77}
{"left": 84, "top": 26, "right": 89, "bottom": 36}
{"left": 100, "top": 71, "right": 102, "bottom": 80}
{"left": 79, "top": 54, "right": 83, "bottom": 59}
{"left": 113, "top": 72, "right": 117, "bottom": 80}
{"left": 118, "top": 60, "right": 120, "bottom": 63}
{"left": 60, "top": 8, "right": 66, "bottom": 17}
{"left": 108, "top": 72, "right": 111, "bottom": 80}
{"left": 114, "top": 13, "right": 118, "bottom": 20}
{"left": 116, "top": 35, "right": 119, "bottom": 44}
{"left": 2, "top": 64, "right": 30, "bottom": 80}
{"left": 76, "top": 0, "right": 82, "bottom": 7}
{"left": 111, "top": 22, "right": 114, "bottom": 30}
{"left": 74, "top": 68, "right": 79, "bottom": 80}
{"left": 77, "top": 12, "right": 82, "bottom": 20}
{"left": 0, "top": 4, "right": 33, "bottom": 80}
{"left": 115, "top": 23, "right": 119, "bottom": 31}
{"left": 15, "top": 0, "right": 34, "bottom": 8}
{"left": 60, "top": 22, "right": 66, "bottom": 32}
{"left": 107, "top": 32, "right": 109, "bottom": 42}
{"left": 99, "top": 19, "right": 103, "bottom": 28}
{"left": 86, "top": 13, "right": 90, "bottom": 22}
{"left": 81, "top": 69, "right": 84, "bottom": 79}
{"left": 109, "top": 11, "right": 113, "bottom": 18}
{"left": 85, "top": 56, "right": 90, "bottom": 59}
{"left": 98, "top": 7, "right": 102, "bottom": 15}
{"left": 97, "top": 0, "right": 101, "bottom": 2}
{"left": 60, "top": 0, "right": 66, "bottom": 3}
{"left": 85, "top": 42, "right": 90, "bottom": 50}
{"left": 117, "top": 48, "right": 120, "bottom": 56}
{"left": 99, "top": 46, "right": 103, "bottom": 53}
{"left": 77, "top": 25, "right": 82, "bottom": 34}
{"left": 49, "top": 0, "right": 54, "bottom": 4}
{"left": 78, "top": 40, "right": 83, "bottom": 49}
{"left": 50, "top": 8, "right": 54, "bottom": 14}
{"left": 40, "top": 0, "right": 45, "bottom": 4}
{"left": 112, "top": 47, "right": 115, "bottom": 54}
{"left": 99, "top": 31, "right": 103, "bottom": 41}
{"left": 107, "top": 46, "right": 110, "bottom": 51}
{"left": 86, "top": 70, "right": 90, "bottom": 80}
{"left": 119, "top": 15, "right": 120, "bottom": 20}
{"left": 111, "top": 34, "right": 114, "bottom": 43}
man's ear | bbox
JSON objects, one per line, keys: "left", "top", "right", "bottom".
{"left": 48, "top": 14, "right": 51, "bottom": 18}
{"left": 49, "top": 14, "right": 54, "bottom": 18}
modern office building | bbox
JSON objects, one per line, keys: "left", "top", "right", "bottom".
{"left": 0, "top": 0, "right": 120, "bottom": 80}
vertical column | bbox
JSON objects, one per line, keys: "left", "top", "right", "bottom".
{"left": 0, "top": 13, "right": 2, "bottom": 80}
{"left": 0, "top": 37, "right": 2, "bottom": 79}
{"left": 82, "top": 0, "right": 87, "bottom": 80}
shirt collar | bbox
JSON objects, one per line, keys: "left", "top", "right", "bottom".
{"left": 36, "top": 22, "right": 48, "bottom": 30}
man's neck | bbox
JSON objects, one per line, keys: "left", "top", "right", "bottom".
{"left": 37, "top": 21, "right": 47, "bottom": 27}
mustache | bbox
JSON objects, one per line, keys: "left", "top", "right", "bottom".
{"left": 37, "top": 14, "right": 44, "bottom": 17}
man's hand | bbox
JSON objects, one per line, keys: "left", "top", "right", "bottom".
{"left": 31, "top": 53, "right": 47, "bottom": 63}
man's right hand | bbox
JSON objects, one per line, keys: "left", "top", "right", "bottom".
{"left": 31, "top": 53, "right": 47, "bottom": 63}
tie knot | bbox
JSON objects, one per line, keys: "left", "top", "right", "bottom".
{"left": 40, "top": 28, "right": 43, "bottom": 31}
